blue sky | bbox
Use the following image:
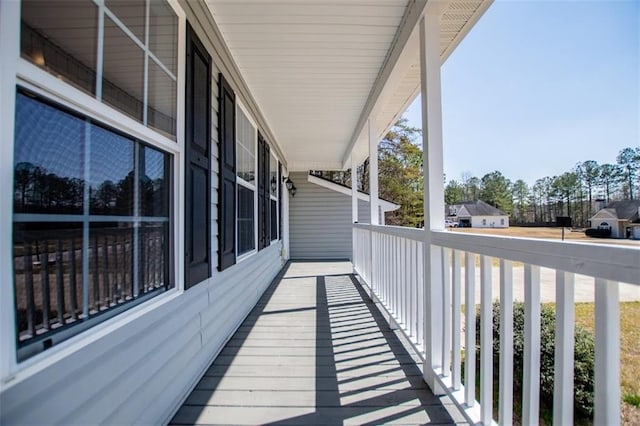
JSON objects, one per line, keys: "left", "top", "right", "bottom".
{"left": 403, "top": 0, "right": 639, "bottom": 186}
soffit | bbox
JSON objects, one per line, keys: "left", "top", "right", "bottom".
{"left": 207, "top": 0, "right": 491, "bottom": 171}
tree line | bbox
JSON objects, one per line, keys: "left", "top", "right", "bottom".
{"left": 445, "top": 146, "right": 640, "bottom": 227}
{"left": 314, "top": 119, "right": 639, "bottom": 228}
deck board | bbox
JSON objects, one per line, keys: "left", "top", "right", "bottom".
{"left": 170, "top": 261, "right": 465, "bottom": 425}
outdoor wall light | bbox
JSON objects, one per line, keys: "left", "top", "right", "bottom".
{"left": 283, "top": 177, "right": 297, "bottom": 197}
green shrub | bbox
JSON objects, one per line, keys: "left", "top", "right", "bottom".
{"left": 474, "top": 302, "right": 595, "bottom": 421}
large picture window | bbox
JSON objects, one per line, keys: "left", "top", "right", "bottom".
{"left": 236, "top": 106, "right": 256, "bottom": 256}
{"left": 21, "top": 0, "right": 178, "bottom": 137}
{"left": 12, "top": 91, "right": 173, "bottom": 361}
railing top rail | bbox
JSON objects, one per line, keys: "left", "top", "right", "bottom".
{"left": 353, "top": 223, "right": 640, "bottom": 285}
{"left": 353, "top": 223, "right": 424, "bottom": 242}
{"left": 430, "top": 230, "right": 640, "bottom": 285}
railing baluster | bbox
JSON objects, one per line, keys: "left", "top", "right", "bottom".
{"left": 55, "top": 239, "right": 65, "bottom": 326}
{"left": 523, "top": 264, "right": 541, "bottom": 425}
{"left": 480, "top": 255, "right": 493, "bottom": 425}
{"left": 554, "top": 270, "right": 575, "bottom": 426}
{"left": 41, "top": 239, "right": 51, "bottom": 330}
{"left": 69, "top": 237, "right": 78, "bottom": 320}
{"left": 451, "top": 250, "right": 462, "bottom": 390}
{"left": 24, "top": 243, "right": 36, "bottom": 337}
{"left": 464, "top": 251, "right": 476, "bottom": 406}
{"left": 442, "top": 247, "right": 451, "bottom": 377}
{"left": 499, "top": 259, "right": 513, "bottom": 426}
{"left": 594, "top": 278, "right": 620, "bottom": 425}
{"left": 404, "top": 238, "right": 410, "bottom": 329}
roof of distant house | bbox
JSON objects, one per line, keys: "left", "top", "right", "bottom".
{"left": 592, "top": 200, "right": 640, "bottom": 221}
{"left": 448, "top": 200, "right": 507, "bottom": 217}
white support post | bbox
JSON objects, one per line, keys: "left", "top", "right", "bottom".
{"left": 351, "top": 154, "right": 358, "bottom": 224}
{"left": 419, "top": 6, "right": 445, "bottom": 392}
{"left": 368, "top": 119, "right": 379, "bottom": 226}
{"left": 594, "top": 279, "right": 620, "bottom": 425}
{"left": 0, "top": 0, "right": 21, "bottom": 382}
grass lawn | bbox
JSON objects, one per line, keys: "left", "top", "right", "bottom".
{"left": 572, "top": 301, "right": 640, "bottom": 402}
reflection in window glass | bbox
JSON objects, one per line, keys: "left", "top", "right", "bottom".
{"left": 13, "top": 93, "right": 85, "bottom": 214}
{"left": 13, "top": 222, "right": 84, "bottom": 345}
{"left": 88, "top": 222, "right": 134, "bottom": 310}
{"left": 21, "top": 0, "right": 98, "bottom": 95}
{"left": 140, "top": 145, "right": 169, "bottom": 217}
{"left": 236, "top": 108, "right": 255, "bottom": 184}
{"left": 238, "top": 186, "right": 255, "bottom": 255}
{"left": 149, "top": 0, "right": 178, "bottom": 75}
{"left": 148, "top": 59, "right": 177, "bottom": 136}
{"left": 269, "top": 153, "right": 277, "bottom": 197}
{"left": 270, "top": 199, "right": 277, "bottom": 241}
{"left": 102, "top": 17, "right": 144, "bottom": 121}
{"left": 139, "top": 222, "right": 169, "bottom": 292}
{"left": 89, "top": 125, "right": 134, "bottom": 215}
{"left": 105, "top": 0, "right": 146, "bottom": 41}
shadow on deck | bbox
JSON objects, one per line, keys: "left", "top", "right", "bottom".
{"left": 170, "top": 261, "right": 465, "bottom": 425}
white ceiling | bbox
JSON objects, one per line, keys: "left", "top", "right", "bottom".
{"left": 207, "top": 0, "right": 491, "bottom": 171}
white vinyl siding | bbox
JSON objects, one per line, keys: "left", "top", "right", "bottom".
{"left": 289, "top": 172, "right": 370, "bottom": 260}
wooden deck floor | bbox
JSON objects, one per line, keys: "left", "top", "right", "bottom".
{"left": 171, "top": 261, "right": 465, "bottom": 425}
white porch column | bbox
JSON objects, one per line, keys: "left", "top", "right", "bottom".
{"left": 420, "top": 6, "right": 446, "bottom": 392}
{"left": 368, "top": 119, "right": 380, "bottom": 226}
{"left": 351, "top": 155, "right": 359, "bottom": 223}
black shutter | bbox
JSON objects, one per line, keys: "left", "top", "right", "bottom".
{"left": 278, "top": 162, "right": 283, "bottom": 240}
{"left": 218, "top": 74, "right": 236, "bottom": 270}
{"left": 185, "top": 24, "right": 211, "bottom": 288}
{"left": 257, "top": 134, "right": 270, "bottom": 250}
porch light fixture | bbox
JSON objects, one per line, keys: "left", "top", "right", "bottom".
{"left": 283, "top": 177, "right": 297, "bottom": 197}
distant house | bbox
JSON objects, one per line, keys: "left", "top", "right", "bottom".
{"left": 589, "top": 200, "right": 640, "bottom": 239}
{"left": 448, "top": 200, "right": 509, "bottom": 228}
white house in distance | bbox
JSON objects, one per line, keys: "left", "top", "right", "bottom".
{"left": 448, "top": 200, "right": 509, "bottom": 228}
{"left": 589, "top": 200, "right": 640, "bottom": 239}
{"left": 0, "top": 0, "right": 636, "bottom": 425}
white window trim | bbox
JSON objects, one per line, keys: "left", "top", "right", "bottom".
{"left": 269, "top": 151, "right": 279, "bottom": 244}
{"left": 3, "top": 0, "right": 187, "bottom": 377}
{"left": 235, "top": 101, "right": 258, "bottom": 260}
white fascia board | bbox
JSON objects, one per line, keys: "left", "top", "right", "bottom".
{"left": 307, "top": 174, "right": 400, "bottom": 212}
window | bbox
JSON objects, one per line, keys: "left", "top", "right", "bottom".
{"left": 500, "top": 218, "right": 505, "bottom": 226}
{"left": 217, "top": 76, "right": 280, "bottom": 270}
{"left": 21, "top": 0, "right": 178, "bottom": 137}
{"left": 270, "top": 152, "right": 278, "bottom": 242}
{"left": 482, "top": 218, "right": 487, "bottom": 226}
{"left": 13, "top": 91, "right": 173, "bottom": 361}
{"left": 236, "top": 106, "right": 256, "bottom": 256}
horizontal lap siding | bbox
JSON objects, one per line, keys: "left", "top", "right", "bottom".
{"left": 0, "top": 2, "right": 284, "bottom": 425}
{"left": 290, "top": 172, "right": 370, "bottom": 260}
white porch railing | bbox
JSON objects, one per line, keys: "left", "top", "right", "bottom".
{"left": 353, "top": 223, "right": 640, "bottom": 426}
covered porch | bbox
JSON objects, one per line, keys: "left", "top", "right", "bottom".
{"left": 171, "top": 261, "right": 464, "bottom": 425}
